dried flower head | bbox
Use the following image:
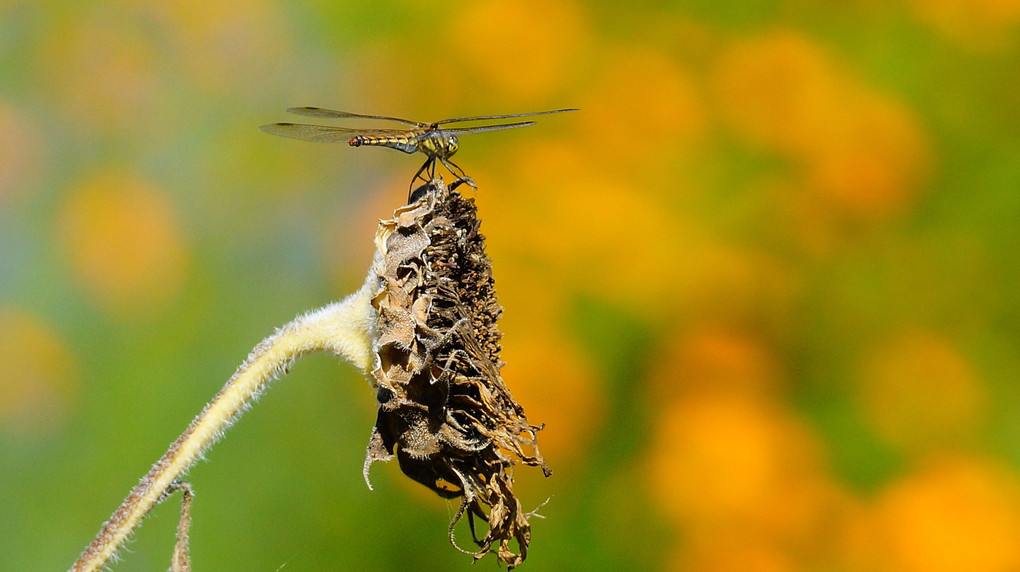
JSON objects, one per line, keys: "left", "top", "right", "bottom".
{"left": 70, "top": 179, "right": 550, "bottom": 572}
{"left": 364, "top": 180, "right": 550, "bottom": 568}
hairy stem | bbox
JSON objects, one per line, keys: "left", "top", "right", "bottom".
{"left": 169, "top": 481, "right": 193, "bottom": 572}
{"left": 71, "top": 271, "right": 381, "bottom": 572}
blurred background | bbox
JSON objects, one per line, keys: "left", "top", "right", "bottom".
{"left": 3, "top": 0, "right": 1020, "bottom": 570}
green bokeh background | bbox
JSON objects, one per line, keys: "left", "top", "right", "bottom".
{"left": 3, "top": 1, "right": 1020, "bottom": 570}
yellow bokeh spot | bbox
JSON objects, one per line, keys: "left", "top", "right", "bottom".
{"left": 713, "top": 31, "right": 930, "bottom": 219}
{"left": 876, "top": 456, "right": 1020, "bottom": 572}
{"left": 908, "top": 0, "right": 1020, "bottom": 51}
{"left": 59, "top": 171, "right": 189, "bottom": 319}
{"left": 859, "top": 330, "right": 985, "bottom": 451}
{"left": 0, "top": 309, "right": 78, "bottom": 436}
{"left": 447, "top": 0, "right": 590, "bottom": 100}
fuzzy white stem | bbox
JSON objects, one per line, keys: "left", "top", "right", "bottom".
{"left": 70, "top": 270, "right": 382, "bottom": 572}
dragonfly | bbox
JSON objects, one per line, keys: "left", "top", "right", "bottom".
{"left": 260, "top": 107, "right": 577, "bottom": 195}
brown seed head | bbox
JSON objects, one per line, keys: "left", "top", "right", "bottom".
{"left": 364, "top": 179, "right": 549, "bottom": 568}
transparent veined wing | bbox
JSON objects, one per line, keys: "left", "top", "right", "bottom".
{"left": 259, "top": 123, "right": 411, "bottom": 143}
{"left": 433, "top": 108, "right": 578, "bottom": 126}
{"left": 285, "top": 107, "right": 422, "bottom": 127}
{"left": 438, "top": 121, "right": 537, "bottom": 136}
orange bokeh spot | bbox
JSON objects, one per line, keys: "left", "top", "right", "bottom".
{"left": 650, "top": 394, "right": 824, "bottom": 527}
{"left": 713, "top": 31, "right": 930, "bottom": 219}
{"left": 0, "top": 309, "right": 78, "bottom": 436}
{"left": 649, "top": 329, "right": 783, "bottom": 403}
{"left": 804, "top": 90, "right": 930, "bottom": 218}
{"left": 673, "top": 540, "right": 795, "bottom": 572}
{"left": 908, "top": 0, "right": 1020, "bottom": 51}
{"left": 714, "top": 32, "right": 838, "bottom": 155}
{"left": 664, "top": 473, "right": 877, "bottom": 571}
{"left": 499, "top": 329, "right": 604, "bottom": 466}
{"left": 876, "top": 456, "right": 1020, "bottom": 572}
{"left": 59, "top": 171, "right": 189, "bottom": 319}
{"left": 650, "top": 391, "right": 878, "bottom": 570}
{"left": 578, "top": 46, "right": 706, "bottom": 167}
{"left": 478, "top": 141, "right": 698, "bottom": 320}
{"left": 478, "top": 140, "right": 798, "bottom": 322}
{"left": 859, "top": 330, "right": 985, "bottom": 451}
{"left": 447, "top": 0, "right": 590, "bottom": 100}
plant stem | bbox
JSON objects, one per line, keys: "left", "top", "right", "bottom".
{"left": 169, "top": 481, "right": 192, "bottom": 572}
{"left": 70, "top": 272, "right": 381, "bottom": 572}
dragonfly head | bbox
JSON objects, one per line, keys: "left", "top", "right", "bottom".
{"left": 445, "top": 135, "right": 459, "bottom": 157}
{"left": 421, "top": 132, "right": 459, "bottom": 159}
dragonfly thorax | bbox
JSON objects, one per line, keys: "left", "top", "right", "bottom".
{"left": 419, "top": 131, "right": 459, "bottom": 159}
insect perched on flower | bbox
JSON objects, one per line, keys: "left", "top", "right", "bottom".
{"left": 260, "top": 107, "right": 576, "bottom": 195}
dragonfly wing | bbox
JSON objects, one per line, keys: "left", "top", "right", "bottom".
{"left": 434, "top": 108, "right": 578, "bottom": 125}
{"left": 259, "top": 123, "right": 407, "bottom": 143}
{"left": 285, "top": 107, "right": 422, "bottom": 126}
{"left": 440, "top": 121, "right": 537, "bottom": 136}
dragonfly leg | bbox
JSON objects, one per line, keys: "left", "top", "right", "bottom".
{"left": 412, "top": 157, "right": 435, "bottom": 185}
{"left": 407, "top": 157, "right": 438, "bottom": 201}
{"left": 441, "top": 158, "right": 477, "bottom": 191}
{"left": 440, "top": 157, "right": 468, "bottom": 179}
{"left": 448, "top": 177, "right": 477, "bottom": 192}
{"left": 425, "top": 157, "right": 439, "bottom": 181}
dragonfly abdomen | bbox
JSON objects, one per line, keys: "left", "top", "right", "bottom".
{"left": 348, "top": 135, "right": 418, "bottom": 154}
